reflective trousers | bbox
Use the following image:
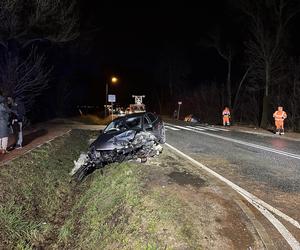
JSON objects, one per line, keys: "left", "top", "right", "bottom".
{"left": 223, "top": 116, "right": 230, "bottom": 125}
{"left": 275, "top": 120, "right": 284, "bottom": 130}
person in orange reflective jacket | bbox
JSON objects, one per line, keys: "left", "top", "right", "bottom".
{"left": 273, "top": 106, "right": 287, "bottom": 135}
{"left": 222, "top": 107, "right": 231, "bottom": 126}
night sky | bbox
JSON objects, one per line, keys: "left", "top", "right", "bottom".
{"left": 77, "top": 3, "right": 231, "bottom": 109}
{"left": 40, "top": 1, "right": 299, "bottom": 121}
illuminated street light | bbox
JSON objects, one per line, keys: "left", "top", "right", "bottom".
{"left": 105, "top": 76, "right": 119, "bottom": 117}
{"left": 111, "top": 77, "right": 118, "bottom": 83}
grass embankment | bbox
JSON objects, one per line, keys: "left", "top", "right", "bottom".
{"left": 70, "top": 114, "right": 111, "bottom": 125}
{"left": 0, "top": 130, "right": 98, "bottom": 249}
{"left": 59, "top": 161, "right": 198, "bottom": 249}
{"left": 0, "top": 129, "right": 252, "bottom": 249}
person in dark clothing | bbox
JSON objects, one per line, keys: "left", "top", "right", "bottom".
{"left": 7, "top": 97, "right": 25, "bottom": 149}
{"left": 0, "top": 95, "right": 10, "bottom": 154}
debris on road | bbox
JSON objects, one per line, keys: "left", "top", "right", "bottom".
{"left": 184, "top": 114, "right": 200, "bottom": 123}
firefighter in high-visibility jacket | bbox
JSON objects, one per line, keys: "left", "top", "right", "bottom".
{"left": 222, "top": 107, "right": 231, "bottom": 126}
{"left": 273, "top": 106, "right": 287, "bottom": 135}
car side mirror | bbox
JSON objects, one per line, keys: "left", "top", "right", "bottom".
{"left": 145, "top": 124, "right": 153, "bottom": 131}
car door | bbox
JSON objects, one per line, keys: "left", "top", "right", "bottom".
{"left": 145, "top": 113, "right": 160, "bottom": 136}
{"left": 146, "top": 112, "right": 165, "bottom": 143}
{"left": 143, "top": 114, "right": 153, "bottom": 132}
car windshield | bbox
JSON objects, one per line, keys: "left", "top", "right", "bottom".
{"left": 104, "top": 116, "right": 142, "bottom": 133}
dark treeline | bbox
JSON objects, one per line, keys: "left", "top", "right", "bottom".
{"left": 152, "top": 0, "right": 300, "bottom": 131}
{"left": 1, "top": 1, "right": 300, "bottom": 131}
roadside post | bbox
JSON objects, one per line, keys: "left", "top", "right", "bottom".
{"left": 177, "top": 101, "right": 182, "bottom": 120}
{"left": 108, "top": 94, "right": 116, "bottom": 121}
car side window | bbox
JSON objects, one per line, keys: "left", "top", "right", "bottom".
{"left": 147, "top": 113, "right": 157, "bottom": 123}
{"left": 143, "top": 116, "right": 152, "bottom": 130}
{"left": 125, "top": 117, "right": 142, "bottom": 129}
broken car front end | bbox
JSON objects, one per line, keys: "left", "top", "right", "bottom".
{"left": 72, "top": 115, "right": 165, "bottom": 181}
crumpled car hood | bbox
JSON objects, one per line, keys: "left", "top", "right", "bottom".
{"left": 90, "top": 129, "right": 137, "bottom": 151}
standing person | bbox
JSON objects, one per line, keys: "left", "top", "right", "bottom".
{"left": 7, "top": 97, "right": 25, "bottom": 149}
{"left": 273, "top": 106, "right": 287, "bottom": 135}
{"left": 0, "top": 94, "right": 10, "bottom": 154}
{"left": 222, "top": 107, "right": 231, "bottom": 126}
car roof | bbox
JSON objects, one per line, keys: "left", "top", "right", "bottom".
{"left": 111, "top": 112, "right": 147, "bottom": 122}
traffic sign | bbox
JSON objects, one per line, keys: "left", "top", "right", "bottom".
{"left": 108, "top": 94, "right": 116, "bottom": 102}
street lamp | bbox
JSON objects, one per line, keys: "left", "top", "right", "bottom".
{"left": 111, "top": 77, "right": 118, "bottom": 83}
{"left": 105, "top": 76, "right": 118, "bottom": 117}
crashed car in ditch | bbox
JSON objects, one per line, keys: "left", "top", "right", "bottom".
{"left": 72, "top": 112, "right": 166, "bottom": 181}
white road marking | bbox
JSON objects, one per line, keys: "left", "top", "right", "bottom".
{"left": 239, "top": 191, "right": 300, "bottom": 250}
{"left": 166, "top": 123, "right": 300, "bottom": 161}
{"left": 165, "top": 125, "right": 180, "bottom": 131}
{"left": 188, "top": 125, "right": 229, "bottom": 132}
{"left": 166, "top": 143, "right": 300, "bottom": 249}
{"left": 168, "top": 125, "right": 195, "bottom": 131}
{"left": 194, "top": 125, "right": 219, "bottom": 131}
{"left": 208, "top": 126, "right": 230, "bottom": 132}
{"left": 186, "top": 125, "right": 205, "bottom": 131}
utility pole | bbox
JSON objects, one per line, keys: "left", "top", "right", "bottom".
{"left": 111, "top": 102, "right": 113, "bottom": 121}
{"left": 104, "top": 76, "right": 118, "bottom": 117}
{"left": 105, "top": 82, "right": 108, "bottom": 117}
{"left": 177, "top": 101, "right": 182, "bottom": 120}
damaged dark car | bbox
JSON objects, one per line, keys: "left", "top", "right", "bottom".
{"left": 72, "top": 112, "right": 166, "bottom": 181}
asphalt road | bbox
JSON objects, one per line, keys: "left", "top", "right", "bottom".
{"left": 165, "top": 121, "right": 300, "bottom": 247}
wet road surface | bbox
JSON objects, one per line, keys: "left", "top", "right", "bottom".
{"left": 165, "top": 122, "right": 300, "bottom": 246}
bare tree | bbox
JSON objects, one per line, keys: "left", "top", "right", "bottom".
{"left": 0, "top": 47, "right": 52, "bottom": 109}
{"left": 285, "top": 58, "right": 300, "bottom": 130}
{"left": 192, "top": 81, "right": 223, "bottom": 124}
{"left": 241, "top": 0, "right": 300, "bottom": 128}
{"left": 154, "top": 46, "right": 191, "bottom": 113}
{"left": 232, "top": 66, "right": 251, "bottom": 112}
{"left": 0, "top": 0, "right": 78, "bottom": 111}
{"left": 206, "top": 30, "right": 234, "bottom": 108}
{"left": 0, "top": 0, "right": 79, "bottom": 45}
{"left": 239, "top": 87, "right": 261, "bottom": 126}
